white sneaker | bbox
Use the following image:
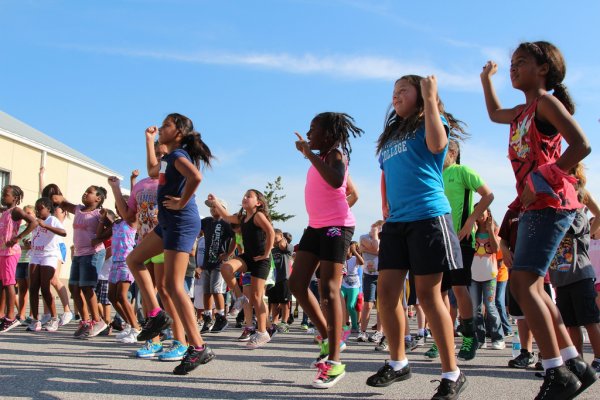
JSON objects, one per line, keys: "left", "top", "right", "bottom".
{"left": 59, "top": 311, "right": 73, "bottom": 326}
{"left": 246, "top": 330, "right": 271, "bottom": 349}
{"left": 44, "top": 318, "right": 59, "bottom": 332}
{"left": 356, "top": 331, "right": 369, "bottom": 342}
{"left": 119, "top": 328, "right": 140, "bottom": 343}
{"left": 491, "top": 340, "right": 506, "bottom": 350}
{"left": 369, "top": 330, "right": 383, "bottom": 343}
{"left": 88, "top": 320, "right": 108, "bottom": 337}
{"left": 40, "top": 313, "right": 51, "bottom": 325}
{"left": 27, "top": 320, "right": 42, "bottom": 332}
{"left": 116, "top": 325, "right": 132, "bottom": 340}
{"left": 229, "top": 295, "right": 249, "bottom": 316}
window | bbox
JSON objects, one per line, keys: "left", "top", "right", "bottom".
{"left": 0, "top": 169, "right": 10, "bottom": 189}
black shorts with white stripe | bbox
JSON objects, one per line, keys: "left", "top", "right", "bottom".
{"left": 378, "top": 214, "right": 463, "bottom": 276}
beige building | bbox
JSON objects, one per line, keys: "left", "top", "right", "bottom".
{"left": 0, "top": 110, "right": 123, "bottom": 279}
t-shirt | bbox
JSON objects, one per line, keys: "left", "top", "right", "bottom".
{"left": 379, "top": 116, "right": 451, "bottom": 222}
{"left": 443, "top": 164, "right": 485, "bottom": 249}
{"left": 18, "top": 223, "right": 32, "bottom": 263}
{"left": 127, "top": 177, "right": 159, "bottom": 243}
{"left": 548, "top": 209, "right": 596, "bottom": 287}
{"left": 590, "top": 238, "right": 600, "bottom": 282}
{"left": 360, "top": 233, "right": 379, "bottom": 276}
{"left": 201, "top": 217, "right": 234, "bottom": 270}
{"left": 30, "top": 216, "right": 64, "bottom": 258}
{"left": 158, "top": 148, "right": 199, "bottom": 225}
{"left": 498, "top": 207, "right": 520, "bottom": 252}
{"left": 342, "top": 256, "right": 361, "bottom": 289}
{"left": 272, "top": 242, "right": 293, "bottom": 282}
{"left": 111, "top": 220, "right": 137, "bottom": 262}
{"left": 72, "top": 205, "right": 104, "bottom": 257}
{"left": 471, "top": 232, "right": 498, "bottom": 282}
{"left": 98, "top": 257, "right": 111, "bottom": 281}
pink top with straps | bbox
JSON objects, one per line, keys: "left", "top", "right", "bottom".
{"left": 0, "top": 208, "right": 22, "bottom": 257}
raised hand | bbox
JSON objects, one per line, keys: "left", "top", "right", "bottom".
{"left": 131, "top": 169, "right": 139, "bottom": 179}
{"left": 481, "top": 61, "right": 498, "bottom": 79}
{"left": 294, "top": 132, "right": 311, "bottom": 157}
{"left": 107, "top": 176, "right": 120, "bottom": 187}
{"left": 420, "top": 75, "right": 438, "bottom": 102}
{"left": 145, "top": 126, "right": 158, "bottom": 141}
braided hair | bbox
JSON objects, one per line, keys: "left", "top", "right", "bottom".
{"left": 313, "top": 112, "right": 363, "bottom": 162}
{"left": 3, "top": 185, "right": 24, "bottom": 206}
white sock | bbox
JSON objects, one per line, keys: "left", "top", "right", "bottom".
{"left": 404, "top": 335, "right": 412, "bottom": 341}
{"left": 418, "top": 328, "right": 426, "bottom": 336}
{"left": 203, "top": 311, "right": 211, "bottom": 317}
{"left": 322, "top": 338, "right": 329, "bottom": 344}
{"left": 328, "top": 360, "right": 341, "bottom": 365}
{"left": 216, "top": 309, "right": 225, "bottom": 316}
{"left": 441, "top": 368, "right": 460, "bottom": 382}
{"left": 560, "top": 346, "right": 579, "bottom": 361}
{"left": 389, "top": 359, "right": 409, "bottom": 371}
{"left": 542, "top": 356, "right": 563, "bottom": 371}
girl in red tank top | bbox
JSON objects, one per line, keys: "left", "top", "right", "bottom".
{"left": 481, "top": 41, "right": 595, "bottom": 399}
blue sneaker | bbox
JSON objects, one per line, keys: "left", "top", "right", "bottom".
{"left": 158, "top": 340, "right": 188, "bottom": 361}
{"left": 136, "top": 340, "right": 163, "bottom": 358}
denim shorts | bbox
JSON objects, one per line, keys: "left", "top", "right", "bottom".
{"left": 69, "top": 250, "right": 106, "bottom": 287}
{"left": 362, "top": 273, "right": 378, "bottom": 303}
{"left": 154, "top": 217, "right": 201, "bottom": 253}
{"left": 512, "top": 208, "right": 576, "bottom": 277}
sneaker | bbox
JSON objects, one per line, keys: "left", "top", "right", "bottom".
{"left": 276, "top": 322, "right": 290, "bottom": 333}
{"left": 312, "top": 361, "right": 346, "bottom": 389}
{"left": 591, "top": 360, "right": 600, "bottom": 377}
{"left": 415, "top": 335, "right": 425, "bottom": 347}
{"left": 366, "top": 362, "right": 411, "bottom": 387}
{"left": 287, "top": 315, "right": 294, "bottom": 325}
{"left": 160, "top": 328, "right": 173, "bottom": 341}
{"left": 159, "top": 340, "right": 188, "bottom": 361}
{"left": 74, "top": 320, "right": 91, "bottom": 339}
{"left": 247, "top": 331, "right": 271, "bottom": 349}
{"left": 369, "top": 330, "right": 383, "bottom": 343}
{"left": 40, "top": 313, "right": 51, "bottom": 325}
{"left": 235, "top": 321, "right": 243, "bottom": 329}
{"left": 342, "top": 325, "right": 352, "bottom": 342}
{"left": 110, "top": 318, "right": 125, "bottom": 332}
{"left": 357, "top": 331, "right": 369, "bottom": 342}
{"left": 478, "top": 341, "right": 487, "bottom": 350}
{"left": 425, "top": 343, "right": 439, "bottom": 359}
{"left": 59, "top": 311, "right": 73, "bottom": 327}
{"left": 88, "top": 319, "right": 108, "bottom": 337}
{"left": 311, "top": 341, "right": 330, "bottom": 367}
{"left": 137, "top": 310, "right": 172, "bottom": 342}
{"left": 457, "top": 336, "right": 477, "bottom": 361}
{"left": 405, "top": 336, "right": 418, "bottom": 351}
{"left": 119, "top": 328, "right": 140, "bottom": 344}
{"left": 211, "top": 314, "right": 228, "bottom": 333}
{"left": 490, "top": 340, "right": 506, "bottom": 350}
{"left": 301, "top": 323, "right": 309, "bottom": 331}
{"left": 375, "top": 336, "right": 389, "bottom": 352}
{"left": 98, "top": 325, "right": 112, "bottom": 336}
{"left": 431, "top": 371, "right": 468, "bottom": 400}
{"left": 44, "top": 318, "right": 59, "bottom": 332}
{"left": 173, "top": 345, "right": 215, "bottom": 375}
{"left": 26, "top": 320, "right": 42, "bottom": 332}
{"left": 229, "top": 295, "right": 249, "bottom": 316}
{"left": 200, "top": 314, "right": 214, "bottom": 333}
{"left": 136, "top": 340, "right": 163, "bottom": 358}
{"left": 238, "top": 326, "right": 256, "bottom": 342}
{"left": 0, "top": 318, "right": 20, "bottom": 333}
{"left": 116, "top": 325, "right": 133, "bottom": 340}
{"left": 534, "top": 365, "right": 580, "bottom": 400}
{"left": 508, "top": 349, "right": 535, "bottom": 369}
{"left": 267, "top": 324, "right": 278, "bottom": 338}
{"left": 371, "top": 323, "right": 378, "bottom": 330}
{"left": 565, "top": 356, "right": 598, "bottom": 396}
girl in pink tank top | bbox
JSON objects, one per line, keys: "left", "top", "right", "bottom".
{"left": 0, "top": 185, "right": 37, "bottom": 333}
{"left": 289, "top": 112, "right": 363, "bottom": 388}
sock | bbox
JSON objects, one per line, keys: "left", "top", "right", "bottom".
{"left": 147, "top": 308, "right": 161, "bottom": 318}
{"left": 441, "top": 368, "right": 461, "bottom": 382}
{"left": 327, "top": 360, "right": 341, "bottom": 365}
{"left": 461, "top": 318, "right": 474, "bottom": 337}
{"left": 204, "top": 311, "right": 212, "bottom": 317}
{"left": 560, "top": 346, "right": 579, "bottom": 361}
{"left": 389, "top": 359, "right": 409, "bottom": 371}
{"left": 322, "top": 338, "right": 329, "bottom": 345}
{"left": 418, "top": 328, "right": 426, "bottom": 337}
{"left": 404, "top": 335, "right": 412, "bottom": 341}
{"left": 194, "top": 345, "right": 205, "bottom": 351}
{"left": 542, "top": 356, "right": 563, "bottom": 371}
{"left": 216, "top": 309, "right": 225, "bottom": 316}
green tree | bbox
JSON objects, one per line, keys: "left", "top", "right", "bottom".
{"left": 264, "top": 176, "right": 294, "bottom": 222}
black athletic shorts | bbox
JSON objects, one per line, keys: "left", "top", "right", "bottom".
{"left": 297, "top": 226, "right": 354, "bottom": 264}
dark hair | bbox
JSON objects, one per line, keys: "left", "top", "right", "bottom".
{"left": 448, "top": 139, "right": 461, "bottom": 165}
{"left": 3, "top": 185, "right": 24, "bottom": 206}
{"left": 166, "top": 113, "right": 214, "bottom": 169}
{"left": 274, "top": 228, "right": 283, "bottom": 235}
{"left": 41, "top": 184, "right": 63, "bottom": 199}
{"left": 92, "top": 186, "right": 107, "bottom": 209}
{"left": 283, "top": 232, "right": 292, "bottom": 244}
{"left": 35, "top": 197, "right": 55, "bottom": 214}
{"left": 516, "top": 41, "right": 574, "bottom": 115}
{"left": 376, "top": 75, "right": 467, "bottom": 154}
{"left": 237, "top": 189, "right": 271, "bottom": 222}
{"left": 313, "top": 112, "right": 363, "bottom": 162}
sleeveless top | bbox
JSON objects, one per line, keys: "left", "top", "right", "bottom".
{"left": 508, "top": 96, "right": 579, "bottom": 211}
{"left": 241, "top": 213, "right": 266, "bottom": 258}
{"left": 0, "top": 208, "right": 21, "bottom": 257}
{"left": 111, "top": 220, "right": 137, "bottom": 262}
{"left": 305, "top": 150, "right": 355, "bottom": 228}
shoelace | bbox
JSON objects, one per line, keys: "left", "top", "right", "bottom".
{"left": 315, "top": 363, "right": 331, "bottom": 381}
{"left": 461, "top": 337, "right": 474, "bottom": 350}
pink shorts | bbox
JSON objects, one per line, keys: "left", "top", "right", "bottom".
{"left": 0, "top": 254, "right": 19, "bottom": 286}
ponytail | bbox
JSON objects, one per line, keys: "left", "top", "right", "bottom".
{"left": 181, "top": 131, "right": 213, "bottom": 169}
{"left": 552, "top": 83, "right": 575, "bottom": 115}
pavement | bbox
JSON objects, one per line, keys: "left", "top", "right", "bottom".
{"left": 1, "top": 316, "right": 599, "bottom": 400}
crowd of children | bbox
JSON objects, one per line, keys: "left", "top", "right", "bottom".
{"left": 0, "top": 40, "right": 599, "bottom": 400}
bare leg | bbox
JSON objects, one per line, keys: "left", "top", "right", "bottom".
{"left": 28, "top": 264, "right": 41, "bottom": 320}
{"left": 40, "top": 266, "right": 57, "bottom": 318}
{"left": 378, "top": 269, "right": 408, "bottom": 361}
{"left": 125, "top": 231, "right": 163, "bottom": 315}
{"left": 155, "top": 263, "right": 186, "bottom": 343}
{"left": 289, "top": 252, "right": 327, "bottom": 338}
{"left": 317, "top": 260, "right": 344, "bottom": 362}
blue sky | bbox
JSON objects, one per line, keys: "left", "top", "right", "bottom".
{"left": 1, "top": 0, "right": 599, "bottom": 241}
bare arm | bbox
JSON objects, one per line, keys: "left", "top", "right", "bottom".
{"left": 421, "top": 76, "right": 448, "bottom": 154}
{"left": 480, "top": 61, "right": 521, "bottom": 124}
{"left": 162, "top": 157, "right": 202, "bottom": 211}
{"left": 346, "top": 175, "right": 359, "bottom": 207}
{"left": 584, "top": 193, "right": 600, "bottom": 237}
{"left": 206, "top": 194, "right": 242, "bottom": 225}
{"left": 145, "top": 127, "right": 160, "bottom": 178}
{"left": 352, "top": 248, "right": 364, "bottom": 266}
{"left": 381, "top": 171, "right": 389, "bottom": 219}
{"left": 458, "top": 184, "right": 494, "bottom": 240}
{"left": 130, "top": 169, "right": 139, "bottom": 190}
{"left": 37, "top": 219, "right": 66, "bottom": 237}
{"left": 51, "top": 195, "right": 77, "bottom": 215}
{"left": 253, "top": 212, "right": 275, "bottom": 261}
{"left": 39, "top": 166, "right": 45, "bottom": 197}
{"left": 108, "top": 177, "right": 137, "bottom": 226}
{"left": 294, "top": 132, "right": 346, "bottom": 188}
{"left": 499, "top": 239, "right": 513, "bottom": 268}
{"left": 7, "top": 208, "right": 38, "bottom": 247}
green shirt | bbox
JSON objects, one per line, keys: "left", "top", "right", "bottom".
{"left": 443, "top": 164, "right": 485, "bottom": 249}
